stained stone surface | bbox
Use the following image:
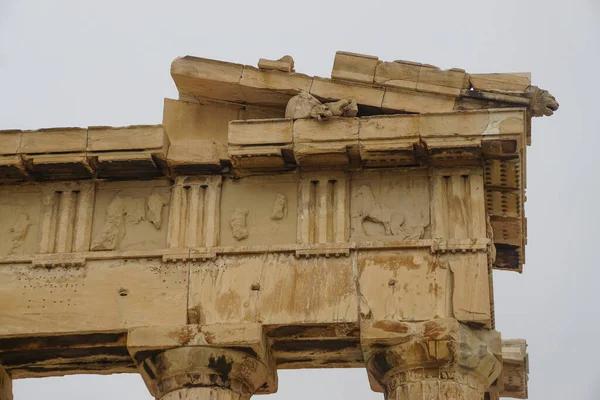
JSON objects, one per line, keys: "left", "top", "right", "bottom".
{"left": 0, "top": 50, "right": 557, "bottom": 400}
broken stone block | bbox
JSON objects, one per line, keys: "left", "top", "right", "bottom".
{"left": 258, "top": 55, "right": 295, "bottom": 72}
{"left": 331, "top": 51, "right": 380, "bottom": 84}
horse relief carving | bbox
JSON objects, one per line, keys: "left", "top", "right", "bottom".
{"left": 229, "top": 208, "right": 249, "bottom": 241}
{"left": 352, "top": 185, "right": 427, "bottom": 240}
{"left": 285, "top": 91, "right": 358, "bottom": 121}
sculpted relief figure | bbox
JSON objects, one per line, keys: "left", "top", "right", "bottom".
{"left": 91, "top": 191, "right": 169, "bottom": 251}
{"left": 146, "top": 190, "right": 169, "bottom": 229}
{"left": 270, "top": 193, "right": 287, "bottom": 220}
{"left": 525, "top": 86, "right": 559, "bottom": 117}
{"left": 354, "top": 185, "right": 401, "bottom": 236}
{"left": 285, "top": 91, "right": 358, "bottom": 121}
{"left": 7, "top": 212, "right": 31, "bottom": 255}
{"left": 325, "top": 98, "right": 358, "bottom": 117}
{"left": 353, "top": 185, "right": 427, "bottom": 240}
{"left": 91, "top": 195, "right": 127, "bottom": 251}
{"left": 229, "top": 208, "right": 249, "bottom": 241}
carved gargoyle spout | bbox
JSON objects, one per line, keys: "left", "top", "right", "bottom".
{"left": 525, "top": 86, "right": 559, "bottom": 117}
{"left": 285, "top": 91, "right": 358, "bottom": 121}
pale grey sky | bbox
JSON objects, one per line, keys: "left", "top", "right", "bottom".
{"left": 1, "top": 0, "right": 598, "bottom": 399}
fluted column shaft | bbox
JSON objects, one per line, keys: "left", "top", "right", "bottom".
{"left": 384, "top": 367, "right": 486, "bottom": 400}
{"left": 162, "top": 387, "right": 248, "bottom": 400}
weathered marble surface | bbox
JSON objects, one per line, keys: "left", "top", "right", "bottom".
{"left": 0, "top": 50, "right": 554, "bottom": 399}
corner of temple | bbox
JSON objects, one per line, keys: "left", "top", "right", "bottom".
{"left": 361, "top": 319, "right": 502, "bottom": 400}
{"left": 498, "top": 339, "right": 529, "bottom": 399}
{"left": 1, "top": 49, "right": 550, "bottom": 399}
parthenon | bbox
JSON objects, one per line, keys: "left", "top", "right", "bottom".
{"left": 0, "top": 51, "right": 558, "bottom": 400}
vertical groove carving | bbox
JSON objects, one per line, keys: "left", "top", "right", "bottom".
{"left": 167, "top": 184, "right": 183, "bottom": 249}
{"left": 298, "top": 173, "right": 349, "bottom": 244}
{"left": 431, "top": 169, "right": 486, "bottom": 239}
{"left": 316, "top": 180, "right": 328, "bottom": 244}
{"left": 55, "top": 190, "right": 77, "bottom": 253}
{"left": 167, "top": 176, "right": 221, "bottom": 248}
{"left": 39, "top": 182, "right": 96, "bottom": 253}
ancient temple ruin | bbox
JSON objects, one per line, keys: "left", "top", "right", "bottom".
{"left": 0, "top": 51, "right": 558, "bottom": 399}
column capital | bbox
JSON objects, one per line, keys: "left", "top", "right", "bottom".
{"left": 140, "top": 346, "right": 270, "bottom": 399}
{"left": 362, "top": 318, "right": 502, "bottom": 399}
{"left": 128, "top": 324, "right": 277, "bottom": 400}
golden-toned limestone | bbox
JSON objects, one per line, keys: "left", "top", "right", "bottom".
{"left": 331, "top": 51, "right": 380, "bottom": 84}
{"left": 0, "top": 50, "right": 556, "bottom": 400}
{"left": 258, "top": 55, "right": 295, "bottom": 73}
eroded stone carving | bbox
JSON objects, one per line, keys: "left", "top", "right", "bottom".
{"left": 92, "top": 191, "right": 168, "bottom": 251}
{"left": 230, "top": 208, "right": 249, "bottom": 241}
{"left": 91, "top": 195, "right": 126, "bottom": 251}
{"left": 525, "top": 86, "right": 559, "bottom": 117}
{"left": 146, "top": 190, "right": 169, "bottom": 229}
{"left": 286, "top": 91, "right": 332, "bottom": 121}
{"left": 355, "top": 185, "right": 401, "bottom": 236}
{"left": 285, "top": 91, "right": 357, "bottom": 121}
{"left": 326, "top": 98, "right": 358, "bottom": 117}
{"left": 8, "top": 213, "right": 30, "bottom": 255}
{"left": 270, "top": 193, "right": 287, "bottom": 220}
{"left": 124, "top": 198, "right": 146, "bottom": 224}
{"left": 353, "top": 185, "right": 427, "bottom": 239}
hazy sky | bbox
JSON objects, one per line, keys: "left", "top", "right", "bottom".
{"left": 1, "top": 0, "right": 599, "bottom": 399}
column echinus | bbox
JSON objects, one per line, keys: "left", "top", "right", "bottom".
{"left": 0, "top": 51, "right": 555, "bottom": 400}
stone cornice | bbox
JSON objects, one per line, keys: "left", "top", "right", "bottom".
{"left": 171, "top": 52, "right": 558, "bottom": 120}
{"left": 0, "top": 125, "right": 168, "bottom": 182}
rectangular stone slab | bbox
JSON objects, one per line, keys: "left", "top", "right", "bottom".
{"left": 0, "top": 131, "right": 22, "bottom": 155}
{"left": 0, "top": 258, "right": 188, "bottom": 336}
{"left": 87, "top": 125, "right": 168, "bottom": 152}
{"left": 20, "top": 128, "right": 87, "bottom": 154}
{"left": 188, "top": 252, "right": 358, "bottom": 326}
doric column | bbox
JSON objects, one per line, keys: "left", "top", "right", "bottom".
{"left": 0, "top": 366, "right": 12, "bottom": 400}
{"left": 129, "top": 324, "right": 276, "bottom": 400}
{"left": 139, "top": 346, "right": 269, "bottom": 400}
{"left": 362, "top": 318, "right": 502, "bottom": 400}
